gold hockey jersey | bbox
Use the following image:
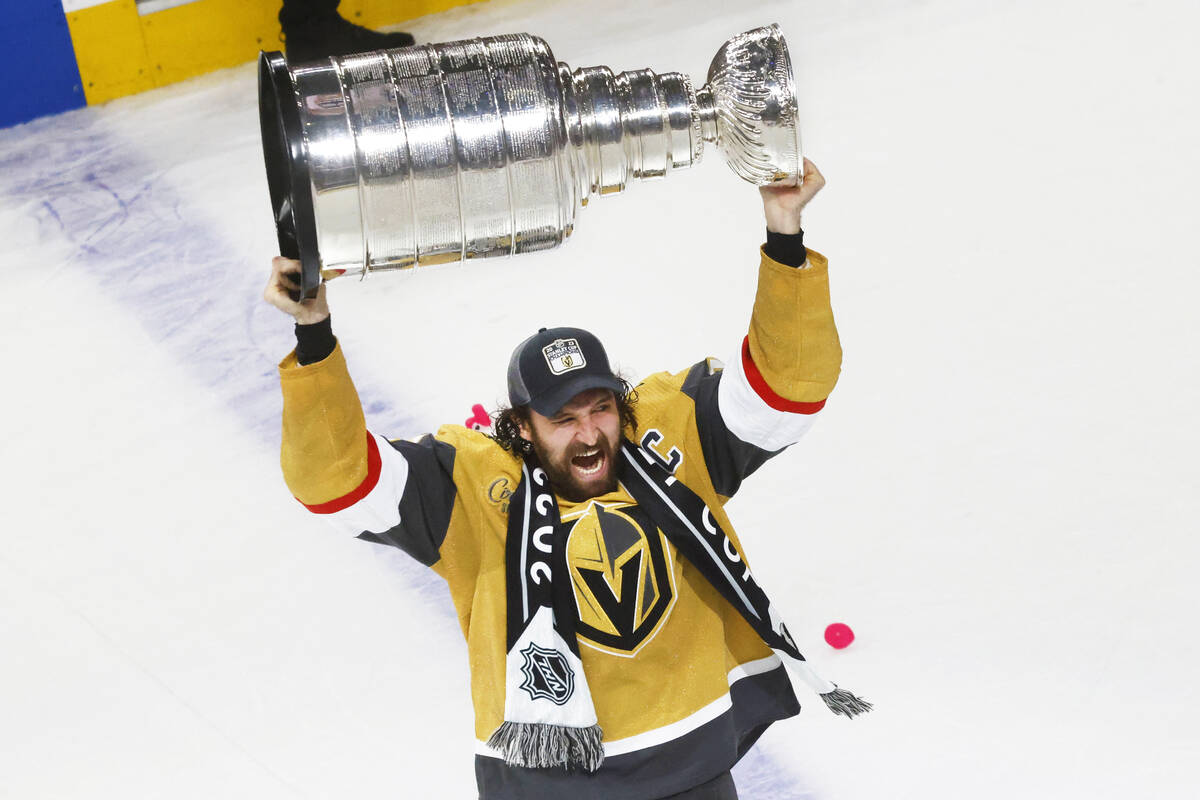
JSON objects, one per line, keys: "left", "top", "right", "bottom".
{"left": 277, "top": 249, "right": 842, "bottom": 800}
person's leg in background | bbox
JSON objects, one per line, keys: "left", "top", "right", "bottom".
{"left": 279, "top": 0, "right": 415, "bottom": 61}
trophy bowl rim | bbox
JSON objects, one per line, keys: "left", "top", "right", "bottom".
{"left": 705, "top": 23, "right": 802, "bottom": 185}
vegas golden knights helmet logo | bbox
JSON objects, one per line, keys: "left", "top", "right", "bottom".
{"left": 564, "top": 502, "right": 676, "bottom": 656}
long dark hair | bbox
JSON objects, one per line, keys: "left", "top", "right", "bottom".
{"left": 490, "top": 379, "right": 639, "bottom": 458}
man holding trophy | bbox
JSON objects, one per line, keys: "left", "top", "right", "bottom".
{"left": 262, "top": 25, "right": 868, "bottom": 800}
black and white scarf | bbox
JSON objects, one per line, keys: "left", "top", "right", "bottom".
{"left": 486, "top": 440, "right": 871, "bottom": 772}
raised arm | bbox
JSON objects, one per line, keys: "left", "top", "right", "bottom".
{"left": 743, "top": 158, "right": 840, "bottom": 414}
{"left": 263, "top": 257, "right": 458, "bottom": 568}
{"left": 681, "top": 159, "right": 842, "bottom": 498}
{"left": 264, "top": 256, "right": 368, "bottom": 512}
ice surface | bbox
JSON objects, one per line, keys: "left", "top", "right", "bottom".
{"left": 2, "top": 0, "right": 1198, "bottom": 797}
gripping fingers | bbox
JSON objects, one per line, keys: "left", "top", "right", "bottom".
{"left": 264, "top": 256, "right": 304, "bottom": 312}
{"left": 279, "top": 269, "right": 303, "bottom": 303}
{"left": 797, "top": 158, "right": 825, "bottom": 202}
{"left": 265, "top": 256, "right": 330, "bottom": 324}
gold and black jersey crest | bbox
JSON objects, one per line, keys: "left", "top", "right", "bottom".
{"left": 562, "top": 501, "right": 677, "bottom": 656}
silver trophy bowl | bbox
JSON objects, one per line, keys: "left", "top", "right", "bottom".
{"left": 259, "top": 25, "right": 801, "bottom": 297}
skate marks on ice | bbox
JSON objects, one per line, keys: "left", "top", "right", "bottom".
{"left": 0, "top": 94, "right": 465, "bottom": 795}
{"left": 0, "top": 103, "right": 416, "bottom": 445}
{"left": 733, "top": 742, "right": 819, "bottom": 800}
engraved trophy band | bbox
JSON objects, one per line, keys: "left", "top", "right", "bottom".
{"left": 258, "top": 24, "right": 801, "bottom": 298}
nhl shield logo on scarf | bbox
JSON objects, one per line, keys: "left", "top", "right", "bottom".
{"left": 519, "top": 642, "right": 575, "bottom": 704}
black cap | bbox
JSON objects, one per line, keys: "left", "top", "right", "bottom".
{"left": 507, "top": 327, "right": 624, "bottom": 417}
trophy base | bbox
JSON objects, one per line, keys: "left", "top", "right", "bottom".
{"left": 259, "top": 51, "right": 323, "bottom": 299}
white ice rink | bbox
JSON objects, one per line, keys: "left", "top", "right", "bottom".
{"left": 2, "top": 0, "right": 1198, "bottom": 797}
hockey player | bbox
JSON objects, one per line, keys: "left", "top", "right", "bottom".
{"left": 264, "top": 159, "right": 862, "bottom": 799}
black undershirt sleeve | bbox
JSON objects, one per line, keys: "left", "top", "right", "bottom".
{"left": 295, "top": 315, "right": 336, "bottom": 366}
{"left": 763, "top": 228, "right": 807, "bottom": 268}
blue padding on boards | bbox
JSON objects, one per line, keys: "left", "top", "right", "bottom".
{"left": 1, "top": 1, "right": 85, "bottom": 129}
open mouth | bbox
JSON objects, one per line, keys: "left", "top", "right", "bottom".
{"left": 571, "top": 448, "right": 606, "bottom": 477}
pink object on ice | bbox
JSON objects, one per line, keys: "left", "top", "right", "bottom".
{"left": 465, "top": 403, "right": 491, "bottom": 431}
{"left": 824, "top": 622, "right": 855, "bottom": 649}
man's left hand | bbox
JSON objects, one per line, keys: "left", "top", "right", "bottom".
{"left": 760, "top": 158, "right": 825, "bottom": 234}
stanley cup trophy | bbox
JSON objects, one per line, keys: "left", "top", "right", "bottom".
{"left": 259, "top": 25, "right": 801, "bottom": 298}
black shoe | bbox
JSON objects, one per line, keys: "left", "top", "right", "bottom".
{"left": 283, "top": 14, "right": 416, "bottom": 62}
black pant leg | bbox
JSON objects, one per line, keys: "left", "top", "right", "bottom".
{"left": 279, "top": 0, "right": 340, "bottom": 28}
{"left": 657, "top": 771, "right": 738, "bottom": 800}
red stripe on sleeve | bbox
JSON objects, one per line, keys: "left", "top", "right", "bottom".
{"left": 300, "top": 432, "right": 383, "bottom": 514}
{"left": 740, "top": 336, "right": 827, "bottom": 415}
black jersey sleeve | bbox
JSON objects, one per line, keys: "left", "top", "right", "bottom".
{"left": 680, "top": 360, "right": 782, "bottom": 498}
{"left": 355, "top": 434, "right": 459, "bottom": 566}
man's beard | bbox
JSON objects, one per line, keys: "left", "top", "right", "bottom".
{"left": 529, "top": 429, "right": 622, "bottom": 503}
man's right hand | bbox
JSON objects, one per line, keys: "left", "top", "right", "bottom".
{"left": 263, "top": 256, "right": 330, "bottom": 325}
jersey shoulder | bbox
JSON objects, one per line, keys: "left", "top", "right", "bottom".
{"left": 634, "top": 358, "right": 723, "bottom": 424}
{"left": 428, "top": 423, "right": 523, "bottom": 491}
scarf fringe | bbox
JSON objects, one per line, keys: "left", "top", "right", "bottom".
{"left": 486, "top": 721, "right": 605, "bottom": 772}
{"left": 820, "top": 687, "right": 873, "bottom": 718}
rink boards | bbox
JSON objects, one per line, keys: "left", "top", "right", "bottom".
{"left": 2, "top": 0, "right": 478, "bottom": 129}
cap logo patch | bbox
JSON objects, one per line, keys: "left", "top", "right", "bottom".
{"left": 542, "top": 338, "right": 587, "bottom": 375}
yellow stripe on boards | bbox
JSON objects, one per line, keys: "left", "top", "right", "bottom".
{"left": 139, "top": 0, "right": 279, "bottom": 88}
{"left": 66, "top": 0, "right": 155, "bottom": 105}
{"left": 65, "top": 0, "right": 482, "bottom": 106}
